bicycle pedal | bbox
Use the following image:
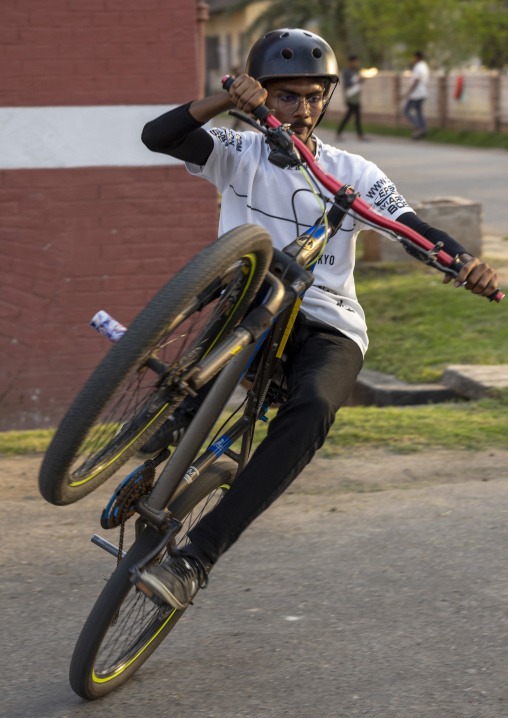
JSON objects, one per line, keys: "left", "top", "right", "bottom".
{"left": 129, "top": 567, "right": 168, "bottom": 607}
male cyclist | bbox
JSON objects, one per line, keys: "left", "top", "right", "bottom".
{"left": 132, "top": 29, "right": 499, "bottom": 609}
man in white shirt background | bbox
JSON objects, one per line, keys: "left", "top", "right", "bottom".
{"left": 403, "top": 50, "right": 430, "bottom": 139}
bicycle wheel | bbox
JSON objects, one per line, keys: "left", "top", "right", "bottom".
{"left": 39, "top": 225, "right": 271, "bottom": 505}
{"left": 69, "top": 459, "right": 237, "bottom": 700}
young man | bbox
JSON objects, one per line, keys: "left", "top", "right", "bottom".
{"left": 403, "top": 50, "right": 430, "bottom": 139}
{"left": 133, "top": 29, "right": 498, "bottom": 609}
{"left": 336, "top": 54, "right": 366, "bottom": 140}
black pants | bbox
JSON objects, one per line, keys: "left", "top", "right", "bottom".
{"left": 188, "top": 314, "right": 364, "bottom": 563}
{"left": 337, "top": 102, "right": 363, "bottom": 137}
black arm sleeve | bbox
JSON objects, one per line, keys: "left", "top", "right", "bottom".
{"left": 141, "top": 102, "right": 214, "bottom": 166}
{"left": 397, "top": 211, "right": 470, "bottom": 258}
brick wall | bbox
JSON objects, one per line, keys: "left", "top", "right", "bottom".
{"left": 0, "top": 1, "right": 220, "bottom": 430}
{"left": 1, "top": 0, "right": 196, "bottom": 107}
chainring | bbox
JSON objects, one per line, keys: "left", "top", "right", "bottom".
{"left": 100, "top": 462, "right": 156, "bottom": 530}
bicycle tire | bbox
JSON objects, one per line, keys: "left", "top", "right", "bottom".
{"left": 39, "top": 225, "right": 272, "bottom": 506}
{"left": 69, "top": 459, "right": 237, "bottom": 700}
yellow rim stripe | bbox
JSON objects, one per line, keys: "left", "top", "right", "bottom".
{"left": 92, "top": 606, "right": 178, "bottom": 683}
{"left": 69, "top": 402, "right": 169, "bottom": 486}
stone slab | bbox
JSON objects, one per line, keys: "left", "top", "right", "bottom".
{"left": 347, "top": 368, "right": 457, "bottom": 407}
{"left": 441, "top": 364, "right": 508, "bottom": 400}
{"left": 237, "top": 366, "right": 508, "bottom": 409}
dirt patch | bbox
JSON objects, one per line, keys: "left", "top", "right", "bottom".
{"left": 4, "top": 447, "right": 508, "bottom": 503}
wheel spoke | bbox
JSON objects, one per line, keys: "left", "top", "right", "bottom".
{"left": 69, "top": 289, "right": 236, "bottom": 482}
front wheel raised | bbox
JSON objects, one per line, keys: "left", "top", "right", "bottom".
{"left": 39, "top": 225, "right": 272, "bottom": 506}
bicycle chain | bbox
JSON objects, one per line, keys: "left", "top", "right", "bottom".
{"left": 108, "top": 462, "right": 157, "bottom": 566}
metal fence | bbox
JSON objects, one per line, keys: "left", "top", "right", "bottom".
{"left": 328, "top": 72, "right": 508, "bottom": 132}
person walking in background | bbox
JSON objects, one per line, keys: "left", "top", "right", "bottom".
{"left": 336, "top": 55, "right": 367, "bottom": 141}
{"left": 403, "top": 50, "right": 430, "bottom": 139}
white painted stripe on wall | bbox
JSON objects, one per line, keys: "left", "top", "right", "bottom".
{"left": 0, "top": 105, "right": 185, "bottom": 170}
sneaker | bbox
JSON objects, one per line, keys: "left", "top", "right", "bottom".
{"left": 133, "top": 552, "right": 210, "bottom": 609}
{"left": 137, "top": 408, "right": 193, "bottom": 457}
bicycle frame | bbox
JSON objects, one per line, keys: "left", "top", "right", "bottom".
{"left": 138, "top": 258, "right": 309, "bottom": 521}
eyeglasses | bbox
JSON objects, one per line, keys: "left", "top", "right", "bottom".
{"left": 274, "top": 94, "right": 325, "bottom": 116}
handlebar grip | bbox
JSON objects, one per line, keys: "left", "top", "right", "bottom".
{"left": 221, "top": 74, "right": 235, "bottom": 92}
{"left": 448, "top": 257, "right": 503, "bottom": 302}
{"left": 222, "top": 75, "right": 273, "bottom": 123}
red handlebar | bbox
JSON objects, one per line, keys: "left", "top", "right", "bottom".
{"left": 222, "top": 76, "right": 504, "bottom": 303}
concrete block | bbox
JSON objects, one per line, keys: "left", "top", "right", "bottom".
{"left": 441, "top": 365, "right": 508, "bottom": 400}
{"left": 347, "top": 368, "right": 457, "bottom": 407}
{"left": 361, "top": 196, "right": 482, "bottom": 261}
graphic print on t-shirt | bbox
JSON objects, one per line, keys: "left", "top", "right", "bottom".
{"left": 364, "top": 176, "right": 410, "bottom": 215}
{"left": 209, "top": 127, "right": 243, "bottom": 152}
{"left": 229, "top": 184, "right": 354, "bottom": 243}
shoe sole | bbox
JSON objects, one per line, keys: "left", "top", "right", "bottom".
{"left": 134, "top": 574, "right": 189, "bottom": 610}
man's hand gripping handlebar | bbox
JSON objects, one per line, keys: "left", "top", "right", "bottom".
{"left": 222, "top": 75, "right": 504, "bottom": 303}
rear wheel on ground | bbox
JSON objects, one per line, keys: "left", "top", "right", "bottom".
{"left": 69, "top": 459, "right": 237, "bottom": 700}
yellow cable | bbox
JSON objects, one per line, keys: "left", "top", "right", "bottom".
{"left": 298, "top": 165, "right": 328, "bottom": 267}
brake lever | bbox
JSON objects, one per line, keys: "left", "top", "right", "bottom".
{"left": 265, "top": 125, "right": 302, "bottom": 169}
{"left": 400, "top": 241, "right": 504, "bottom": 302}
{"left": 228, "top": 110, "right": 268, "bottom": 134}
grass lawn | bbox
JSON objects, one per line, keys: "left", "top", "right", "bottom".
{"left": 2, "top": 393, "right": 506, "bottom": 458}
{"left": 355, "top": 261, "right": 508, "bottom": 383}
{"left": 249, "top": 394, "right": 508, "bottom": 457}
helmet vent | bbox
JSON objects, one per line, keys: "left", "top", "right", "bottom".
{"left": 281, "top": 31, "right": 289, "bottom": 38}
{"left": 281, "top": 48, "right": 294, "bottom": 59}
{"left": 312, "top": 48, "right": 322, "bottom": 58}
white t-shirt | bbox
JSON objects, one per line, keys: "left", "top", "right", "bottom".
{"left": 408, "top": 60, "right": 430, "bottom": 100}
{"left": 186, "top": 128, "right": 413, "bottom": 355}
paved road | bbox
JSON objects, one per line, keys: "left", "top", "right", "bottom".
{"left": 318, "top": 129, "right": 508, "bottom": 238}
{"left": 2, "top": 450, "right": 508, "bottom": 718}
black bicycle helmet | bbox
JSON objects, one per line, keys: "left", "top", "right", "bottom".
{"left": 245, "top": 28, "right": 339, "bottom": 125}
{"left": 246, "top": 28, "right": 340, "bottom": 86}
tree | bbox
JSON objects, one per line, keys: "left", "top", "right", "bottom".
{"left": 229, "top": 0, "right": 508, "bottom": 70}
{"left": 227, "top": 0, "right": 351, "bottom": 66}
{"left": 467, "top": 0, "right": 508, "bottom": 68}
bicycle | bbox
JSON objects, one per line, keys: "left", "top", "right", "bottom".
{"left": 38, "top": 78, "right": 504, "bottom": 700}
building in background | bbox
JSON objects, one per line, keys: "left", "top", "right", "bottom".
{"left": 0, "top": 1, "right": 218, "bottom": 430}
{"left": 205, "top": 0, "right": 267, "bottom": 94}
